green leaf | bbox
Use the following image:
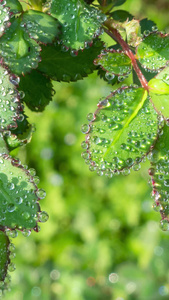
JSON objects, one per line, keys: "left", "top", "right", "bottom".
{"left": 0, "top": 2, "right": 10, "bottom": 37}
{"left": 140, "top": 18, "right": 157, "bottom": 34}
{"left": 149, "top": 123, "right": 169, "bottom": 230}
{"left": 0, "top": 138, "right": 8, "bottom": 154}
{"left": 0, "top": 155, "right": 48, "bottom": 230}
{"left": 38, "top": 39, "right": 104, "bottom": 82}
{"left": 50, "top": 0, "right": 106, "bottom": 49}
{"left": 0, "top": 230, "right": 10, "bottom": 282}
{"left": 11, "top": 113, "right": 29, "bottom": 135}
{"left": 97, "top": 67, "right": 118, "bottom": 85}
{"left": 22, "top": 9, "right": 60, "bottom": 44}
{"left": 149, "top": 78, "right": 169, "bottom": 95}
{"left": 81, "top": 87, "right": 158, "bottom": 176}
{"left": 5, "top": 0, "right": 23, "bottom": 14}
{"left": 0, "top": 17, "right": 41, "bottom": 75}
{"left": 110, "top": 10, "right": 133, "bottom": 22}
{"left": 94, "top": 50, "right": 131, "bottom": 76}
{"left": 0, "top": 65, "right": 22, "bottom": 131}
{"left": 4, "top": 123, "right": 33, "bottom": 151}
{"left": 98, "top": 0, "right": 127, "bottom": 7}
{"left": 136, "top": 33, "right": 169, "bottom": 71}
{"left": 148, "top": 68, "right": 169, "bottom": 119}
{"left": 3, "top": 112, "right": 32, "bottom": 151}
{"left": 19, "top": 70, "right": 53, "bottom": 111}
{"left": 113, "top": 0, "right": 127, "bottom": 7}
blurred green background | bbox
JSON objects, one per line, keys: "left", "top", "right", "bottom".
{"left": 5, "top": 0, "right": 169, "bottom": 299}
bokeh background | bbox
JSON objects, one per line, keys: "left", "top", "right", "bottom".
{"left": 4, "top": 0, "right": 169, "bottom": 299}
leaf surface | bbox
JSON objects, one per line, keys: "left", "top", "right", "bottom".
{"left": 22, "top": 9, "right": 60, "bottom": 44}
{"left": 82, "top": 87, "right": 158, "bottom": 175}
{"left": 0, "top": 65, "right": 22, "bottom": 131}
{"left": 0, "top": 230, "right": 10, "bottom": 281}
{"left": 149, "top": 123, "right": 169, "bottom": 230}
{"left": 94, "top": 50, "right": 131, "bottom": 76}
{"left": 136, "top": 33, "right": 169, "bottom": 71}
{"left": 38, "top": 39, "right": 104, "bottom": 81}
{"left": 0, "top": 155, "right": 47, "bottom": 230}
{"left": 5, "top": 0, "right": 22, "bottom": 14}
{"left": 50, "top": 0, "right": 106, "bottom": 49}
{"left": 110, "top": 10, "right": 133, "bottom": 22}
{"left": 19, "top": 70, "right": 53, "bottom": 111}
{"left": 0, "top": 17, "right": 41, "bottom": 75}
{"left": 148, "top": 67, "right": 169, "bottom": 119}
{"left": 0, "top": 1, "right": 10, "bottom": 37}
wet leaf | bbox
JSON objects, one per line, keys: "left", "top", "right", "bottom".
{"left": 19, "top": 70, "right": 53, "bottom": 111}
{"left": 149, "top": 123, "right": 169, "bottom": 230}
{"left": 22, "top": 9, "right": 60, "bottom": 44}
{"left": 0, "top": 230, "right": 10, "bottom": 282}
{"left": 5, "top": 0, "right": 23, "bottom": 14}
{"left": 0, "top": 154, "right": 48, "bottom": 230}
{"left": 149, "top": 67, "right": 169, "bottom": 119}
{"left": 140, "top": 18, "right": 157, "bottom": 34}
{"left": 0, "top": 1, "right": 10, "bottom": 37}
{"left": 0, "top": 17, "right": 41, "bottom": 75}
{"left": 50, "top": 0, "right": 106, "bottom": 49}
{"left": 94, "top": 49, "right": 131, "bottom": 76}
{"left": 136, "top": 32, "right": 169, "bottom": 71}
{"left": 38, "top": 39, "right": 104, "bottom": 82}
{"left": 81, "top": 87, "right": 158, "bottom": 176}
{"left": 0, "top": 65, "right": 22, "bottom": 131}
{"left": 4, "top": 123, "right": 33, "bottom": 151}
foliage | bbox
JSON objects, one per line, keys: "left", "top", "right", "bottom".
{"left": 0, "top": 0, "right": 169, "bottom": 296}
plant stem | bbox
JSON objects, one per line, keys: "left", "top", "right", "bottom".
{"left": 104, "top": 21, "right": 149, "bottom": 91}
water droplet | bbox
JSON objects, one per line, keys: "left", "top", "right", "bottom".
{"left": 36, "top": 189, "right": 46, "bottom": 199}
{"left": 81, "top": 124, "right": 90, "bottom": 134}
{"left": 7, "top": 203, "right": 16, "bottom": 212}
{"left": 38, "top": 211, "right": 49, "bottom": 223}
{"left": 8, "top": 263, "right": 16, "bottom": 272}
{"left": 160, "top": 219, "right": 169, "bottom": 231}
{"left": 164, "top": 179, "right": 169, "bottom": 187}
{"left": 22, "top": 211, "right": 30, "bottom": 220}
{"left": 22, "top": 229, "right": 31, "bottom": 237}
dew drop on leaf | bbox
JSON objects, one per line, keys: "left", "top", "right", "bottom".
{"left": 36, "top": 189, "right": 46, "bottom": 199}
{"left": 38, "top": 211, "right": 49, "bottom": 223}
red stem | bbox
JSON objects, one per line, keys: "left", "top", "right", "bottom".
{"left": 104, "top": 23, "right": 149, "bottom": 91}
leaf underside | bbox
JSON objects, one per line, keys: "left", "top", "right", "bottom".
{"left": 50, "top": 0, "right": 106, "bottom": 49}
{"left": 38, "top": 39, "right": 104, "bottom": 82}
{"left": 82, "top": 87, "right": 158, "bottom": 175}
{"left": 136, "top": 32, "right": 169, "bottom": 71}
